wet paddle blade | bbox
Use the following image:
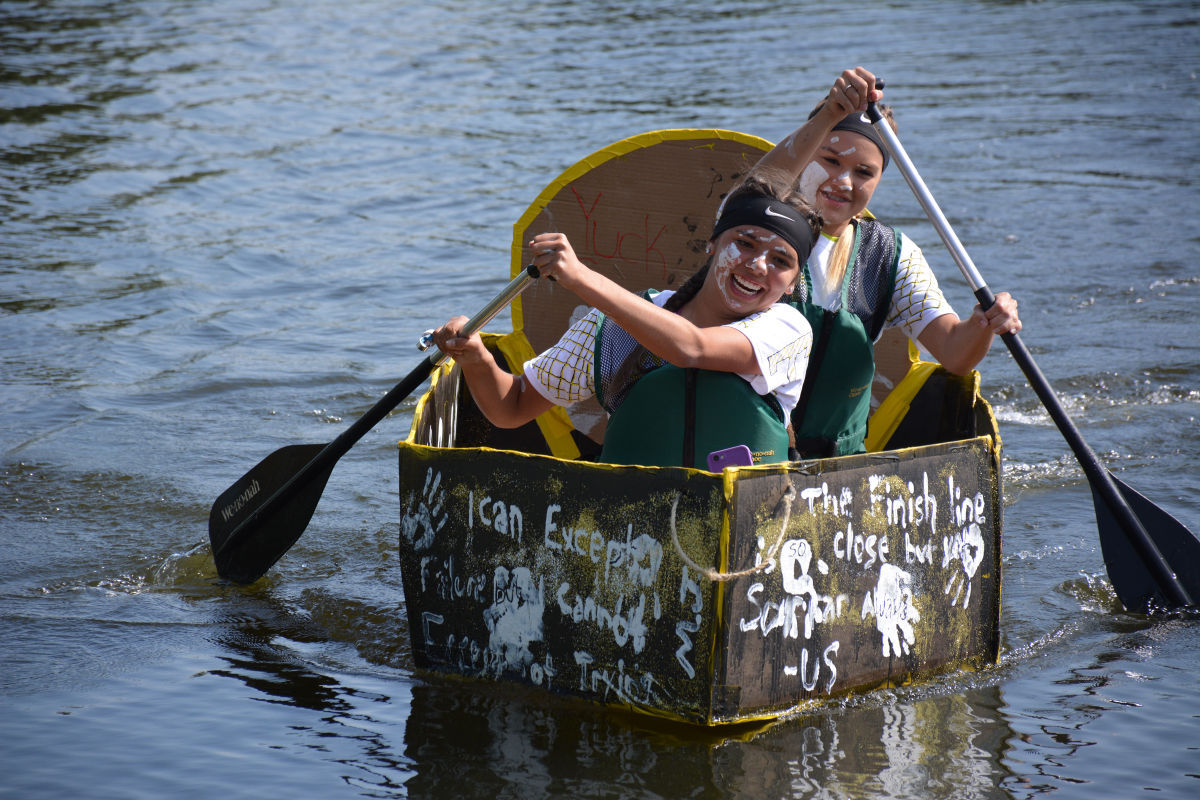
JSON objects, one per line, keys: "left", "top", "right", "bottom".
{"left": 865, "top": 94, "right": 1197, "bottom": 611}
{"left": 1092, "top": 473, "right": 1200, "bottom": 612}
{"left": 206, "top": 265, "right": 538, "bottom": 585}
{"left": 209, "top": 443, "right": 333, "bottom": 584}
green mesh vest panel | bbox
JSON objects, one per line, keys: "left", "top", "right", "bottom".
{"left": 790, "top": 219, "right": 900, "bottom": 339}
{"left": 789, "top": 219, "right": 901, "bottom": 457}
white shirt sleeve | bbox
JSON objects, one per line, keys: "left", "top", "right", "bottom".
{"left": 522, "top": 308, "right": 602, "bottom": 406}
{"left": 523, "top": 291, "right": 809, "bottom": 415}
{"left": 725, "top": 303, "right": 813, "bottom": 417}
{"left": 521, "top": 291, "right": 674, "bottom": 406}
{"left": 885, "top": 232, "right": 956, "bottom": 340}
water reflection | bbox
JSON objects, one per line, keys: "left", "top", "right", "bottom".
{"left": 207, "top": 611, "right": 1021, "bottom": 799}
{"left": 403, "top": 679, "right": 1021, "bottom": 798}
{"left": 402, "top": 681, "right": 715, "bottom": 799}
{"left": 211, "top": 647, "right": 350, "bottom": 713}
{"left": 713, "top": 688, "right": 1015, "bottom": 800}
{"left": 209, "top": 625, "right": 419, "bottom": 796}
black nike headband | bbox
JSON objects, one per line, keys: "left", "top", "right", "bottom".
{"left": 808, "top": 105, "right": 890, "bottom": 171}
{"left": 711, "top": 193, "right": 817, "bottom": 262}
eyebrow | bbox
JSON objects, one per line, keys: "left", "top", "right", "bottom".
{"left": 819, "top": 143, "right": 881, "bottom": 170}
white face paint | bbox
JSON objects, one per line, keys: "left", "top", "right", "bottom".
{"left": 799, "top": 161, "right": 829, "bottom": 203}
{"left": 713, "top": 241, "right": 747, "bottom": 309}
{"left": 839, "top": 145, "right": 857, "bottom": 156}
{"left": 832, "top": 170, "right": 852, "bottom": 189}
{"left": 712, "top": 232, "right": 784, "bottom": 311}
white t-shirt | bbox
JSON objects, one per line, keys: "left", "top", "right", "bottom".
{"left": 807, "top": 229, "right": 954, "bottom": 341}
{"left": 523, "top": 290, "right": 813, "bottom": 416}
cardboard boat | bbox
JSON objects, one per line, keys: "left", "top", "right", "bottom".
{"left": 397, "top": 130, "right": 1002, "bottom": 726}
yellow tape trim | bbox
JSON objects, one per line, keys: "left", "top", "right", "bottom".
{"left": 509, "top": 128, "right": 774, "bottom": 332}
{"left": 401, "top": 338, "right": 579, "bottom": 460}
{"left": 404, "top": 361, "right": 455, "bottom": 445}
{"left": 487, "top": 330, "right": 581, "bottom": 460}
{"left": 864, "top": 337, "right": 930, "bottom": 453}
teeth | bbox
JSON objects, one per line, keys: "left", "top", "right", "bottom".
{"left": 732, "top": 274, "right": 762, "bottom": 294}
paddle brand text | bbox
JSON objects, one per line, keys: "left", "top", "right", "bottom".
{"left": 219, "top": 479, "right": 261, "bottom": 523}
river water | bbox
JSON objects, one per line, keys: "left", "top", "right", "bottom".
{"left": 2, "top": 1, "right": 1198, "bottom": 797}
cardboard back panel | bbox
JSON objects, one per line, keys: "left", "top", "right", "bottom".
{"left": 506, "top": 127, "right": 911, "bottom": 447}
{"left": 511, "top": 129, "right": 772, "bottom": 442}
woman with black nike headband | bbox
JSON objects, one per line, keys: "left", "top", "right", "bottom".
{"left": 431, "top": 166, "right": 822, "bottom": 469}
{"left": 753, "top": 66, "right": 1022, "bottom": 458}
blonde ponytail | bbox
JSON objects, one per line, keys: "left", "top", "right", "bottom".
{"left": 822, "top": 219, "right": 857, "bottom": 301}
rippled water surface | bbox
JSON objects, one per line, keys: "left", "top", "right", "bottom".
{"left": 3, "top": 1, "right": 1199, "bottom": 797}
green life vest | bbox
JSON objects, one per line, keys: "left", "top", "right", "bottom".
{"left": 599, "top": 365, "right": 789, "bottom": 469}
{"left": 592, "top": 304, "right": 789, "bottom": 470}
{"left": 790, "top": 219, "right": 901, "bottom": 458}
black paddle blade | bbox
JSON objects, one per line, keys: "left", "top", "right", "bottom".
{"left": 1092, "top": 473, "right": 1200, "bottom": 612}
{"left": 209, "top": 442, "right": 333, "bottom": 584}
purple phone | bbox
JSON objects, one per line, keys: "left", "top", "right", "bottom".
{"left": 706, "top": 444, "right": 754, "bottom": 472}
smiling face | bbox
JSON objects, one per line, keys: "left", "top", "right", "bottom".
{"left": 703, "top": 224, "right": 801, "bottom": 319}
{"left": 798, "top": 130, "right": 885, "bottom": 235}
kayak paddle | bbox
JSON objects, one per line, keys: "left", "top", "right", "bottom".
{"left": 209, "top": 265, "right": 541, "bottom": 584}
{"left": 866, "top": 94, "right": 1199, "bottom": 612}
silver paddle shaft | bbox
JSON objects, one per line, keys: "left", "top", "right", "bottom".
{"left": 866, "top": 110, "right": 990, "bottom": 299}
{"left": 865, "top": 98, "right": 1192, "bottom": 609}
{"left": 417, "top": 264, "right": 539, "bottom": 354}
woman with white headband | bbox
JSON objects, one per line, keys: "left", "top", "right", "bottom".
{"left": 755, "top": 66, "right": 1023, "bottom": 458}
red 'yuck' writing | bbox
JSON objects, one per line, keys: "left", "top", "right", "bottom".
{"left": 572, "top": 188, "right": 669, "bottom": 281}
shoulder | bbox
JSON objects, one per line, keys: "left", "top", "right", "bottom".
{"left": 897, "top": 230, "right": 924, "bottom": 259}
{"left": 858, "top": 216, "right": 899, "bottom": 238}
{"left": 855, "top": 218, "right": 906, "bottom": 271}
{"left": 548, "top": 306, "right": 603, "bottom": 353}
{"left": 895, "top": 231, "right": 935, "bottom": 279}
{"left": 570, "top": 306, "right": 604, "bottom": 332}
{"left": 729, "top": 302, "right": 811, "bottom": 337}
{"left": 766, "top": 301, "right": 808, "bottom": 327}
